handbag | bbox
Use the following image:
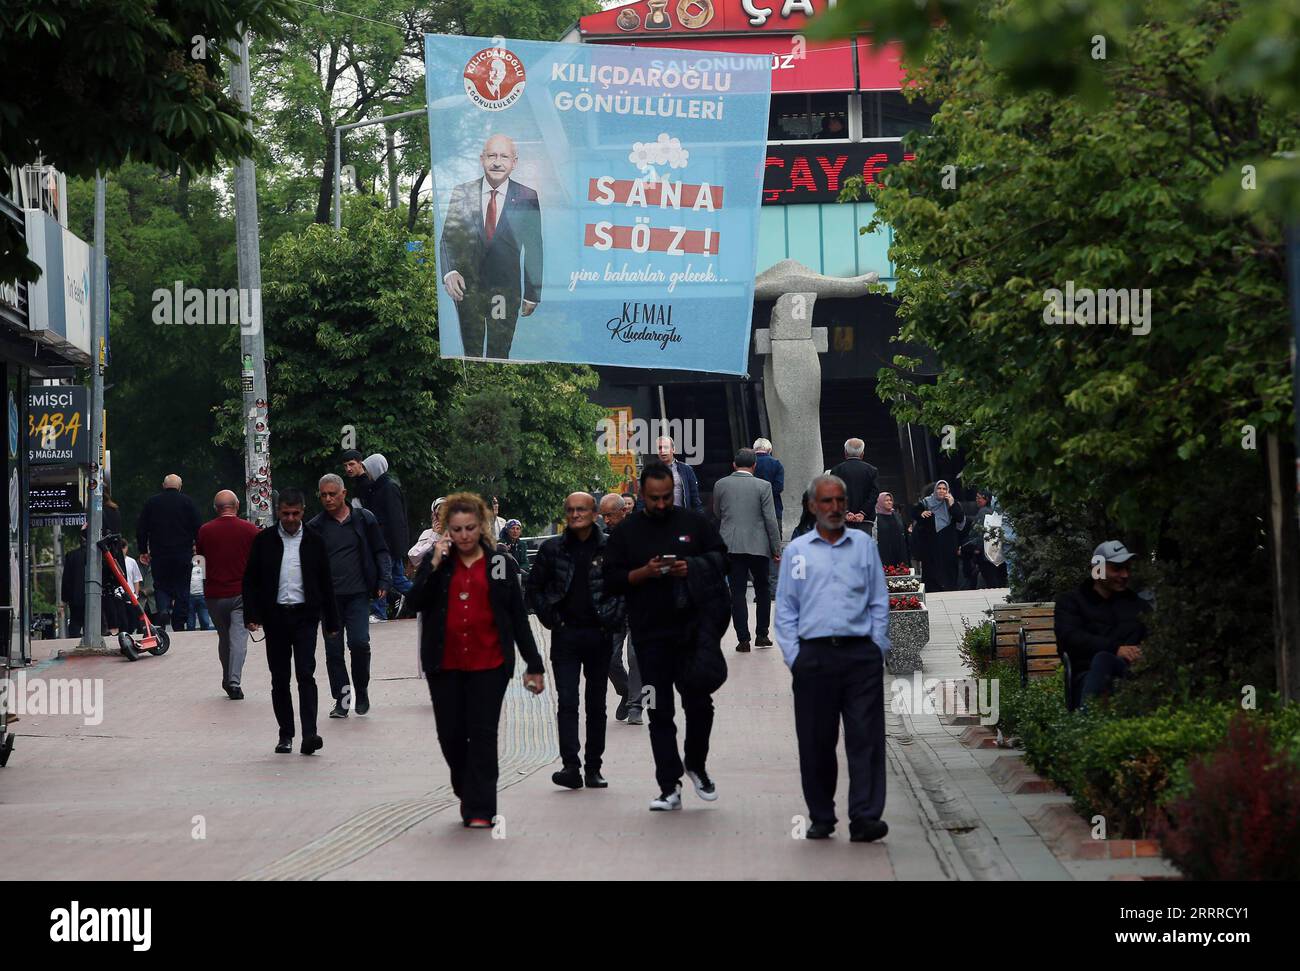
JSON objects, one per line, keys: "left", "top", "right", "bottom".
{"left": 983, "top": 512, "right": 1005, "bottom": 567}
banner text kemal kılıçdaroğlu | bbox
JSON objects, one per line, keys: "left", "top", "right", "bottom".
{"left": 424, "top": 35, "right": 771, "bottom": 373}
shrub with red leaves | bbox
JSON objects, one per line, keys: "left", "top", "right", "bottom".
{"left": 1156, "top": 714, "right": 1300, "bottom": 880}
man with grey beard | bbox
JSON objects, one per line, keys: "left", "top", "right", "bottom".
{"left": 774, "top": 474, "right": 891, "bottom": 843}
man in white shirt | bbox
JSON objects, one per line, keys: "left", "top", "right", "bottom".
{"left": 243, "top": 488, "right": 340, "bottom": 755}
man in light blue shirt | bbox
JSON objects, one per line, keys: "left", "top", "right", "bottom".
{"left": 774, "top": 473, "right": 891, "bottom": 843}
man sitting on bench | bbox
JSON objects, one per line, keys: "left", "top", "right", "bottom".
{"left": 1055, "top": 541, "right": 1151, "bottom": 708}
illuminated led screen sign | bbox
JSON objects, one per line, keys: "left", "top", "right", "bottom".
{"left": 763, "top": 141, "right": 915, "bottom": 204}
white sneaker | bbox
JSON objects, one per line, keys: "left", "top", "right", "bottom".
{"left": 685, "top": 767, "right": 718, "bottom": 801}
{"left": 649, "top": 784, "right": 682, "bottom": 811}
{"left": 369, "top": 614, "right": 386, "bottom": 625}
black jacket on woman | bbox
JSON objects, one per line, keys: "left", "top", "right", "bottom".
{"left": 874, "top": 512, "right": 910, "bottom": 569}
{"left": 407, "top": 541, "right": 544, "bottom": 677}
{"left": 910, "top": 499, "right": 965, "bottom": 592}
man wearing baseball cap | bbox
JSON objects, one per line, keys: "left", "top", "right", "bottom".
{"left": 1054, "top": 541, "right": 1152, "bottom": 708}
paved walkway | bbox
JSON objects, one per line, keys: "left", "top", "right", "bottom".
{"left": 0, "top": 588, "right": 1173, "bottom": 880}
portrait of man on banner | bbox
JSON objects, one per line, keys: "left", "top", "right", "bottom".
{"left": 438, "top": 132, "right": 544, "bottom": 360}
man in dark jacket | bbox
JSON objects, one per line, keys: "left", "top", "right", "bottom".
{"left": 243, "top": 488, "right": 341, "bottom": 755}
{"left": 361, "top": 453, "right": 411, "bottom": 620}
{"left": 528, "top": 492, "right": 625, "bottom": 790}
{"left": 652, "top": 436, "right": 703, "bottom": 513}
{"left": 61, "top": 528, "right": 89, "bottom": 637}
{"left": 1055, "top": 541, "right": 1151, "bottom": 708}
{"left": 753, "top": 438, "right": 786, "bottom": 603}
{"left": 603, "top": 465, "right": 728, "bottom": 812}
{"left": 342, "top": 449, "right": 370, "bottom": 509}
{"left": 752, "top": 438, "right": 785, "bottom": 526}
{"left": 829, "top": 439, "right": 879, "bottom": 531}
{"left": 309, "top": 473, "right": 391, "bottom": 718}
{"left": 136, "top": 473, "right": 203, "bottom": 630}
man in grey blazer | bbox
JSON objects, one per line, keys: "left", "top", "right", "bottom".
{"left": 713, "top": 448, "right": 782, "bottom": 653}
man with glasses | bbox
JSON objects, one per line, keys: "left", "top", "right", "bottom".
{"left": 307, "top": 474, "right": 391, "bottom": 718}
{"left": 526, "top": 492, "right": 624, "bottom": 789}
{"left": 438, "top": 132, "right": 544, "bottom": 360}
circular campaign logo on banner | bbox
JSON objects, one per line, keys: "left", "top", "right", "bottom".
{"left": 463, "top": 47, "right": 526, "bottom": 111}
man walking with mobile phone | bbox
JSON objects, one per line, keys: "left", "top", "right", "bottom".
{"left": 603, "top": 465, "right": 728, "bottom": 812}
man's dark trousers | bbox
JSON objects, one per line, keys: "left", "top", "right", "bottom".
{"left": 728, "top": 553, "right": 771, "bottom": 642}
{"left": 459, "top": 293, "right": 518, "bottom": 360}
{"left": 636, "top": 632, "right": 714, "bottom": 793}
{"left": 552, "top": 625, "right": 612, "bottom": 773}
{"left": 426, "top": 666, "right": 511, "bottom": 822}
{"left": 264, "top": 604, "right": 321, "bottom": 740}
{"left": 1081, "top": 652, "right": 1130, "bottom": 706}
{"left": 151, "top": 553, "right": 191, "bottom": 630}
{"left": 324, "top": 592, "right": 372, "bottom": 705}
{"left": 791, "top": 637, "right": 885, "bottom": 827}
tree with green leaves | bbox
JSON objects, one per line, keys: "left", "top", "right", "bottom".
{"left": 0, "top": 0, "right": 294, "bottom": 283}
{"left": 226, "top": 199, "right": 612, "bottom": 533}
{"left": 834, "top": 0, "right": 1298, "bottom": 700}
{"left": 65, "top": 164, "right": 243, "bottom": 524}
{"left": 250, "top": 0, "right": 597, "bottom": 226}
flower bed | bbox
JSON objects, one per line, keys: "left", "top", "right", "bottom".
{"left": 883, "top": 563, "right": 914, "bottom": 577}
{"left": 887, "top": 577, "right": 922, "bottom": 594}
{"left": 889, "top": 595, "right": 923, "bottom": 611}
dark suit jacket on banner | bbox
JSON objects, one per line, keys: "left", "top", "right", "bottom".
{"left": 438, "top": 177, "right": 543, "bottom": 359}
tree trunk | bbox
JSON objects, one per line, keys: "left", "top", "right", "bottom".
{"left": 386, "top": 130, "right": 399, "bottom": 209}
{"left": 1264, "top": 431, "right": 1300, "bottom": 702}
{"left": 407, "top": 168, "right": 428, "bottom": 231}
{"left": 315, "top": 127, "right": 336, "bottom": 224}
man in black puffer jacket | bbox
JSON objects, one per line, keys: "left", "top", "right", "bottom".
{"left": 1055, "top": 540, "right": 1152, "bottom": 708}
{"left": 527, "top": 492, "right": 625, "bottom": 790}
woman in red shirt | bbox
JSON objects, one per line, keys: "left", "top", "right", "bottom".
{"left": 406, "top": 492, "right": 545, "bottom": 828}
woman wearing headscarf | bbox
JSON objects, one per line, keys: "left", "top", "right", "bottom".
{"left": 872, "top": 492, "right": 910, "bottom": 570}
{"left": 911, "top": 480, "right": 965, "bottom": 591}
{"left": 498, "top": 519, "right": 530, "bottom": 577}
{"left": 406, "top": 492, "right": 545, "bottom": 828}
{"left": 407, "top": 497, "right": 446, "bottom": 574}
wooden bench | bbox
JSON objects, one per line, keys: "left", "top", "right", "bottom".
{"left": 991, "top": 602, "right": 1059, "bottom": 687}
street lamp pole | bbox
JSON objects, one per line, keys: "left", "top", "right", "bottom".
{"left": 77, "top": 174, "right": 108, "bottom": 652}
{"left": 333, "top": 109, "right": 426, "bottom": 231}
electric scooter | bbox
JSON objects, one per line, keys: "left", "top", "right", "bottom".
{"left": 96, "top": 534, "right": 170, "bottom": 661}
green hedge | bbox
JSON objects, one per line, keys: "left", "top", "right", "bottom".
{"left": 987, "top": 662, "right": 1299, "bottom": 839}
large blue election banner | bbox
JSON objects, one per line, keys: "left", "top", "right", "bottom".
{"left": 423, "top": 35, "right": 771, "bottom": 374}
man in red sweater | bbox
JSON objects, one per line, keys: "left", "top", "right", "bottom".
{"left": 196, "top": 490, "right": 261, "bottom": 699}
